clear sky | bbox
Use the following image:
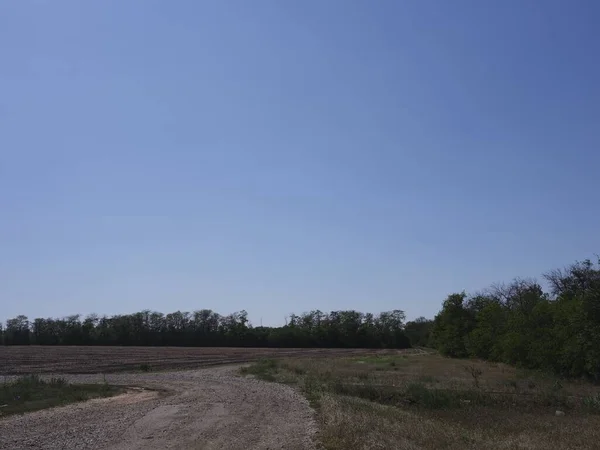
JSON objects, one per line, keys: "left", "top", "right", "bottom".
{"left": 1, "top": 1, "right": 599, "bottom": 326}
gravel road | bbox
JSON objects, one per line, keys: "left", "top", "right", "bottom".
{"left": 0, "top": 366, "right": 316, "bottom": 450}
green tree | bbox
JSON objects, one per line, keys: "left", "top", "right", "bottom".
{"left": 431, "top": 293, "right": 473, "bottom": 357}
{"left": 404, "top": 317, "right": 433, "bottom": 347}
{"left": 466, "top": 300, "right": 505, "bottom": 360}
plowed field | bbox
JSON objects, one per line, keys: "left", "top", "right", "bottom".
{"left": 0, "top": 346, "right": 390, "bottom": 374}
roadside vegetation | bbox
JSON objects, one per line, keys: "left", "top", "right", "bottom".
{"left": 241, "top": 352, "right": 600, "bottom": 449}
{"left": 0, "top": 375, "right": 122, "bottom": 417}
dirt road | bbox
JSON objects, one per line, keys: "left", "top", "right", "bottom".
{"left": 0, "top": 366, "right": 316, "bottom": 450}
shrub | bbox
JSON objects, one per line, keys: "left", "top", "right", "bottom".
{"left": 583, "top": 394, "right": 600, "bottom": 413}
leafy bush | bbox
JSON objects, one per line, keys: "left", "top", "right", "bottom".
{"left": 431, "top": 258, "right": 600, "bottom": 380}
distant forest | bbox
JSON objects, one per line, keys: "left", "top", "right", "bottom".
{"left": 0, "top": 309, "right": 413, "bottom": 349}
{"left": 2, "top": 257, "right": 599, "bottom": 380}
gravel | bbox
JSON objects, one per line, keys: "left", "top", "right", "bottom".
{"left": 0, "top": 366, "right": 317, "bottom": 450}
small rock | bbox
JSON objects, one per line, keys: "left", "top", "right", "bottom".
{"left": 555, "top": 410, "right": 565, "bottom": 416}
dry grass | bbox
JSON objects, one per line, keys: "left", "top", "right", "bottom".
{"left": 242, "top": 351, "right": 600, "bottom": 449}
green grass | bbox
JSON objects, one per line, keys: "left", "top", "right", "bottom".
{"left": 0, "top": 374, "right": 123, "bottom": 417}
{"left": 239, "top": 358, "right": 279, "bottom": 381}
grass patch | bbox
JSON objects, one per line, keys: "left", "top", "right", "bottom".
{"left": 352, "top": 355, "right": 408, "bottom": 365}
{"left": 417, "top": 374, "right": 437, "bottom": 383}
{"left": 239, "top": 358, "right": 279, "bottom": 381}
{"left": 583, "top": 393, "right": 600, "bottom": 413}
{"left": 405, "top": 382, "right": 467, "bottom": 409}
{"left": 240, "top": 352, "right": 600, "bottom": 449}
{"left": 0, "top": 374, "right": 122, "bottom": 417}
{"left": 330, "top": 381, "right": 495, "bottom": 410}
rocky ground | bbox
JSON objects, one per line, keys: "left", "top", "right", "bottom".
{"left": 0, "top": 366, "right": 316, "bottom": 450}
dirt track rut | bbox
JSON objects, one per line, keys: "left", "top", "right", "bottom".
{"left": 0, "top": 366, "right": 316, "bottom": 450}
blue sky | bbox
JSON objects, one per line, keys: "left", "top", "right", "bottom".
{"left": 1, "top": 0, "right": 599, "bottom": 325}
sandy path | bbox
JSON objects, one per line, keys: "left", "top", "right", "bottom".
{"left": 0, "top": 366, "right": 316, "bottom": 450}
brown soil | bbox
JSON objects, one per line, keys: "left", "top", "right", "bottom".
{"left": 0, "top": 346, "right": 385, "bottom": 374}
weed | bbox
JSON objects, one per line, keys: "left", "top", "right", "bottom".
{"left": 464, "top": 364, "right": 483, "bottom": 388}
{"left": 583, "top": 394, "right": 600, "bottom": 413}
{"left": 48, "top": 377, "right": 68, "bottom": 386}
{"left": 139, "top": 364, "right": 152, "bottom": 372}
{"left": 553, "top": 379, "right": 563, "bottom": 391}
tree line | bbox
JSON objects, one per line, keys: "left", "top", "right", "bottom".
{"left": 429, "top": 258, "right": 600, "bottom": 380}
{"left": 0, "top": 309, "right": 411, "bottom": 349}
{"left": 4, "top": 256, "right": 597, "bottom": 380}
